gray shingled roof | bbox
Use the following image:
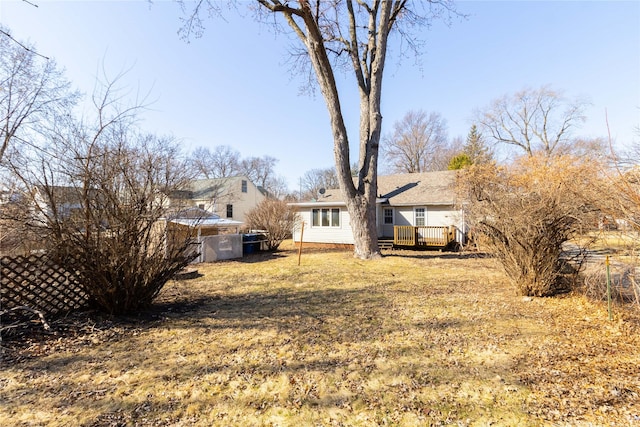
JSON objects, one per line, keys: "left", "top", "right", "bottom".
{"left": 309, "top": 170, "right": 457, "bottom": 206}
{"left": 189, "top": 178, "right": 232, "bottom": 199}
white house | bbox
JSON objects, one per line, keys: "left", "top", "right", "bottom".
{"left": 171, "top": 176, "right": 267, "bottom": 225}
{"left": 289, "top": 170, "right": 466, "bottom": 248}
{"left": 31, "top": 185, "right": 90, "bottom": 225}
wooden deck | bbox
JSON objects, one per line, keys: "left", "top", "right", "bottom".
{"left": 392, "top": 225, "right": 455, "bottom": 248}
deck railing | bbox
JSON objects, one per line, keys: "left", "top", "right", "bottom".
{"left": 393, "top": 225, "right": 455, "bottom": 247}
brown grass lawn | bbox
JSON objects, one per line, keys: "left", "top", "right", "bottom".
{"left": 2, "top": 245, "right": 639, "bottom": 426}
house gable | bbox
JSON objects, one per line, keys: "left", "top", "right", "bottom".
{"left": 172, "top": 176, "right": 266, "bottom": 224}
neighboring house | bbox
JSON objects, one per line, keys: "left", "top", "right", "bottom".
{"left": 31, "top": 185, "right": 92, "bottom": 224}
{"left": 2, "top": 185, "right": 104, "bottom": 255}
{"left": 171, "top": 176, "right": 267, "bottom": 225}
{"left": 289, "top": 170, "right": 466, "bottom": 248}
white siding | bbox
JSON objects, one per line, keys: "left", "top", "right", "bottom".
{"left": 229, "top": 180, "right": 266, "bottom": 224}
{"left": 186, "top": 177, "right": 265, "bottom": 224}
{"left": 426, "top": 205, "right": 455, "bottom": 226}
{"left": 293, "top": 208, "right": 354, "bottom": 244}
{"left": 394, "top": 207, "right": 414, "bottom": 226}
{"left": 294, "top": 204, "right": 466, "bottom": 245}
{"left": 391, "top": 205, "right": 458, "bottom": 227}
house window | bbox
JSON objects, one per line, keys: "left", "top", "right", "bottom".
{"left": 383, "top": 208, "right": 393, "bottom": 225}
{"left": 312, "top": 208, "right": 340, "bottom": 227}
{"left": 226, "top": 204, "right": 233, "bottom": 218}
{"left": 322, "top": 209, "right": 330, "bottom": 226}
{"left": 241, "top": 180, "right": 248, "bottom": 193}
{"left": 198, "top": 203, "right": 205, "bottom": 210}
{"left": 331, "top": 209, "right": 340, "bottom": 227}
{"left": 415, "top": 208, "right": 425, "bottom": 226}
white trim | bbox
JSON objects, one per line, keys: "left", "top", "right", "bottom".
{"left": 383, "top": 207, "right": 394, "bottom": 225}
{"left": 311, "top": 207, "right": 342, "bottom": 228}
{"left": 414, "top": 207, "right": 426, "bottom": 226}
{"left": 289, "top": 201, "right": 347, "bottom": 208}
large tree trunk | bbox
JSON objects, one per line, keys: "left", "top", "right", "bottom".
{"left": 347, "top": 189, "right": 380, "bottom": 259}
{"left": 258, "top": 0, "right": 400, "bottom": 259}
{"left": 292, "top": 1, "right": 388, "bottom": 259}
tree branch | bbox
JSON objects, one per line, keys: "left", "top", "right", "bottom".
{"left": 0, "top": 29, "right": 49, "bottom": 60}
{"left": 0, "top": 306, "right": 50, "bottom": 331}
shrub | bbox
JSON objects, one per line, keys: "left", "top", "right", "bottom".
{"left": 11, "top": 74, "right": 198, "bottom": 314}
{"left": 37, "top": 136, "right": 197, "bottom": 314}
{"left": 245, "top": 199, "right": 300, "bottom": 251}
{"left": 459, "top": 155, "right": 602, "bottom": 296}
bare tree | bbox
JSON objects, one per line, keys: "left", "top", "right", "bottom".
{"left": 476, "top": 85, "right": 588, "bottom": 158}
{"left": 263, "top": 174, "right": 289, "bottom": 199}
{"left": 187, "top": 147, "right": 288, "bottom": 203}
{"left": 11, "top": 73, "right": 196, "bottom": 315}
{"left": 300, "top": 167, "right": 339, "bottom": 200}
{"left": 558, "top": 136, "right": 609, "bottom": 160}
{"left": 382, "top": 110, "right": 450, "bottom": 173}
{"left": 189, "top": 145, "right": 242, "bottom": 179}
{"left": 180, "top": 1, "right": 458, "bottom": 259}
{"left": 0, "top": 26, "right": 78, "bottom": 163}
{"left": 240, "top": 155, "right": 277, "bottom": 189}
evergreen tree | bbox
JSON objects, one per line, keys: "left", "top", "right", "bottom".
{"left": 463, "top": 124, "right": 492, "bottom": 164}
{"left": 448, "top": 153, "right": 472, "bottom": 170}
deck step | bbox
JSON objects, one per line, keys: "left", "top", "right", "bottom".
{"left": 378, "top": 240, "right": 394, "bottom": 250}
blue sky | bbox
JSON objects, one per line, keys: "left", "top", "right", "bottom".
{"left": 1, "top": 0, "right": 639, "bottom": 190}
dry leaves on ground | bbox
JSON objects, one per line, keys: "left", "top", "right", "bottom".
{"left": 1, "top": 249, "right": 639, "bottom": 426}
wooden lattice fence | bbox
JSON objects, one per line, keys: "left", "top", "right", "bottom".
{"left": 1, "top": 254, "right": 89, "bottom": 317}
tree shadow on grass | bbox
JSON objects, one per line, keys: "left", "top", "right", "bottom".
{"left": 1, "top": 283, "right": 393, "bottom": 366}
{"left": 383, "top": 250, "right": 493, "bottom": 260}
{"left": 155, "top": 285, "right": 390, "bottom": 334}
{"left": 232, "top": 251, "right": 289, "bottom": 263}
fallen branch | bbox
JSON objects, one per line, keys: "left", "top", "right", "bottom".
{"left": 0, "top": 306, "right": 50, "bottom": 331}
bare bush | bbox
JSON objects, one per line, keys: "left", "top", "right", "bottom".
{"left": 10, "top": 74, "right": 198, "bottom": 315}
{"left": 460, "top": 155, "right": 602, "bottom": 296}
{"left": 245, "top": 199, "right": 300, "bottom": 251}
